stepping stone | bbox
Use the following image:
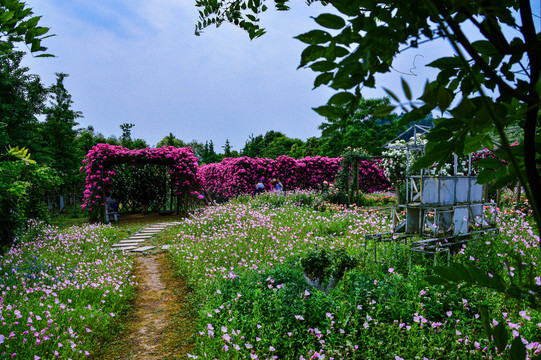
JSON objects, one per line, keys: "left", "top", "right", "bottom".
{"left": 112, "top": 242, "right": 139, "bottom": 247}
{"left": 131, "top": 235, "right": 153, "bottom": 238}
{"left": 131, "top": 234, "right": 152, "bottom": 237}
{"left": 139, "top": 230, "right": 161, "bottom": 233}
{"left": 132, "top": 246, "right": 156, "bottom": 252}
{"left": 121, "top": 239, "right": 146, "bottom": 243}
{"left": 113, "top": 246, "right": 138, "bottom": 251}
{"left": 161, "top": 245, "right": 172, "bottom": 250}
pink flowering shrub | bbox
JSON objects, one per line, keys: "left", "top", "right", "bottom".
{"left": 81, "top": 144, "right": 200, "bottom": 217}
{"left": 199, "top": 155, "right": 389, "bottom": 200}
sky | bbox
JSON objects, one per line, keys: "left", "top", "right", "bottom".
{"left": 20, "top": 0, "right": 452, "bottom": 151}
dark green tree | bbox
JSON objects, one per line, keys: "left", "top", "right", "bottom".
{"left": 242, "top": 131, "right": 286, "bottom": 158}
{"left": 317, "top": 132, "right": 345, "bottom": 158}
{"left": 119, "top": 123, "right": 135, "bottom": 148}
{"left": 0, "top": 51, "right": 47, "bottom": 155}
{"left": 318, "top": 97, "right": 403, "bottom": 156}
{"left": 115, "top": 123, "right": 148, "bottom": 149}
{"left": 262, "top": 135, "right": 303, "bottom": 159}
{"left": 302, "top": 137, "right": 321, "bottom": 157}
{"left": 0, "top": 147, "right": 59, "bottom": 249}
{"left": 40, "top": 73, "right": 82, "bottom": 189}
{"left": 187, "top": 140, "right": 205, "bottom": 162}
{"left": 241, "top": 134, "right": 264, "bottom": 157}
{"left": 131, "top": 138, "right": 149, "bottom": 149}
{"left": 156, "top": 132, "right": 186, "bottom": 148}
{"left": 201, "top": 140, "right": 219, "bottom": 163}
{"left": 222, "top": 138, "right": 232, "bottom": 157}
{"left": 75, "top": 126, "right": 107, "bottom": 157}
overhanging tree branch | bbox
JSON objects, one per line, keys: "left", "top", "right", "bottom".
{"left": 432, "top": 0, "right": 536, "bottom": 104}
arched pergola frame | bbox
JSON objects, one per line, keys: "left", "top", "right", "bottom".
{"left": 81, "top": 144, "right": 200, "bottom": 221}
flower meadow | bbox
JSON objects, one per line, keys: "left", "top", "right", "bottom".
{"left": 0, "top": 221, "right": 136, "bottom": 359}
{"left": 165, "top": 191, "right": 541, "bottom": 359}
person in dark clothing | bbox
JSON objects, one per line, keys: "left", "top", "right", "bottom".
{"left": 255, "top": 178, "right": 265, "bottom": 195}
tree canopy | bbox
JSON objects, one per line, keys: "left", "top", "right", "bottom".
{"left": 0, "top": 51, "right": 47, "bottom": 155}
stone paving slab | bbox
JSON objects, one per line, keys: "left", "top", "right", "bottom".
{"left": 132, "top": 246, "right": 156, "bottom": 252}
{"left": 113, "top": 246, "right": 138, "bottom": 251}
{"left": 111, "top": 222, "right": 180, "bottom": 253}
{"left": 112, "top": 242, "right": 140, "bottom": 247}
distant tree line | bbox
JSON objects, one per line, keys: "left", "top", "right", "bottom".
{"left": 157, "top": 98, "right": 432, "bottom": 165}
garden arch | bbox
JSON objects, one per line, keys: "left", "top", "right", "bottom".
{"left": 81, "top": 144, "right": 201, "bottom": 221}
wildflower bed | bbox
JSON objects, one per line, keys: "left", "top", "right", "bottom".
{"left": 0, "top": 221, "right": 136, "bottom": 359}
{"left": 167, "top": 191, "right": 541, "bottom": 359}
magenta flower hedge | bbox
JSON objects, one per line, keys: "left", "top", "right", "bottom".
{"left": 81, "top": 144, "right": 200, "bottom": 215}
{"left": 199, "top": 155, "right": 390, "bottom": 200}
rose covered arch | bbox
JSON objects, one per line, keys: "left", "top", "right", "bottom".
{"left": 81, "top": 144, "right": 200, "bottom": 221}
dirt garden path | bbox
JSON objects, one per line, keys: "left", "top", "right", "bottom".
{"left": 93, "top": 253, "right": 196, "bottom": 359}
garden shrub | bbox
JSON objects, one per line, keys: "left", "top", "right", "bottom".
{"left": 199, "top": 155, "right": 389, "bottom": 201}
{"left": 0, "top": 160, "right": 60, "bottom": 251}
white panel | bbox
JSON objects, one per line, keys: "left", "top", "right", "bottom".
{"left": 470, "top": 204, "right": 483, "bottom": 223}
{"left": 453, "top": 206, "right": 469, "bottom": 235}
{"left": 439, "top": 178, "right": 455, "bottom": 205}
{"left": 436, "top": 211, "right": 453, "bottom": 232}
{"left": 455, "top": 178, "right": 470, "bottom": 203}
{"left": 470, "top": 178, "right": 484, "bottom": 202}
{"left": 421, "top": 177, "right": 439, "bottom": 204}
{"left": 406, "top": 207, "right": 421, "bottom": 234}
